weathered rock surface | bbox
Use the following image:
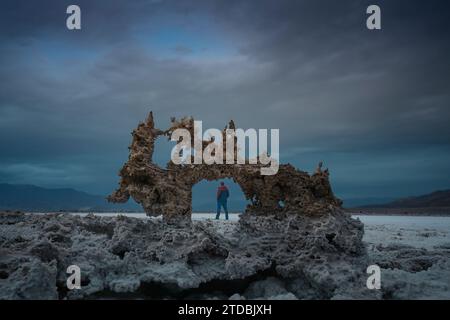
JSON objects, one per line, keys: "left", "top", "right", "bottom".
{"left": 108, "top": 112, "right": 341, "bottom": 222}
{"left": 0, "top": 112, "right": 378, "bottom": 299}
{"left": 367, "top": 243, "right": 450, "bottom": 299}
{"left": 0, "top": 210, "right": 375, "bottom": 300}
{"left": 4, "top": 113, "right": 445, "bottom": 299}
{"left": 0, "top": 113, "right": 391, "bottom": 299}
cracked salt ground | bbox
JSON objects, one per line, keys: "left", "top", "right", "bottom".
{"left": 356, "top": 215, "right": 450, "bottom": 299}
{"left": 357, "top": 215, "right": 450, "bottom": 249}
{"left": 2, "top": 212, "right": 450, "bottom": 299}
{"left": 22, "top": 111, "right": 371, "bottom": 300}
{"left": 0, "top": 210, "right": 375, "bottom": 300}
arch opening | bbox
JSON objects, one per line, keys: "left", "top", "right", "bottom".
{"left": 152, "top": 137, "right": 176, "bottom": 167}
{"left": 192, "top": 178, "right": 248, "bottom": 221}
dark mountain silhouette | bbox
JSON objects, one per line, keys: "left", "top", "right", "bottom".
{"left": 0, "top": 183, "right": 141, "bottom": 212}
{"left": 2, "top": 182, "right": 448, "bottom": 214}
{"left": 369, "top": 189, "right": 450, "bottom": 208}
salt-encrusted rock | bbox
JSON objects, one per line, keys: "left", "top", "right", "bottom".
{"left": 108, "top": 112, "right": 341, "bottom": 222}
{"left": 0, "top": 112, "right": 374, "bottom": 299}
{"left": 0, "top": 210, "right": 374, "bottom": 300}
{"left": 243, "top": 277, "right": 289, "bottom": 299}
{"left": 109, "top": 277, "right": 141, "bottom": 293}
{"left": 368, "top": 242, "right": 450, "bottom": 299}
{"left": 0, "top": 256, "right": 58, "bottom": 300}
{"left": 2, "top": 113, "right": 448, "bottom": 300}
{"left": 267, "top": 293, "right": 298, "bottom": 300}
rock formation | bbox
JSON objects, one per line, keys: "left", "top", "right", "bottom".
{"left": 2, "top": 210, "right": 450, "bottom": 299}
{"left": 108, "top": 112, "right": 342, "bottom": 222}
{"left": 0, "top": 211, "right": 375, "bottom": 299}
{"left": 0, "top": 112, "right": 379, "bottom": 299}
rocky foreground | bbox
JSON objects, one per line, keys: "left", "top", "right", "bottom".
{"left": 1, "top": 211, "right": 449, "bottom": 300}
{"left": 1, "top": 209, "right": 377, "bottom": 300}
{"left": 362, "top": 216, "right": 450, "bottom": 299}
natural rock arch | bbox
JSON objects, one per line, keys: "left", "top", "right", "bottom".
{"left": 191, "top": 177, "right": 247, "bottom": 215}
{"left": 108, "top": 112, "right": 342, "bottom": 222}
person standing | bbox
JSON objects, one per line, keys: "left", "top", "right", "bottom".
{"left": 216, "top": 182, "right": 229, "bottom": 220}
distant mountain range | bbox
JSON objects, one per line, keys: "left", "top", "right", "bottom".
{"left": 0, "top": 182, "right": 242, "bottom": 213}
{"left": 361, "top": 189, "right": 450, "bottom": 208}
{"left": 1, "top": 183, "right": 449, "bottom": 213}
{"left": 0, "top": 183, "right": 141, "bottom": 212}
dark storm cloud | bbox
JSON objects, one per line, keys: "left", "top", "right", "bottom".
{"left": 205, "top": 0, "right": 450, "bottom": 150}
{"left": 0, "top": 0, "right": 449, "bottom": 198}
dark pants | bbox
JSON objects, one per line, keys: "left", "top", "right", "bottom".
{"left": 216, "top": 200, "right": 229, "bottom": 220}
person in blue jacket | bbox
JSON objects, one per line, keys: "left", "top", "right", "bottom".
{"left": 215, "top": 182, "right": 229, "bottom": 220}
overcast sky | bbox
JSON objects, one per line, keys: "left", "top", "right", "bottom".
{"left": 0, "top": 0, "right": 449, "bottom": 203}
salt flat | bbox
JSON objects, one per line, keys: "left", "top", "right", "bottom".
{"left": 15, "top": 212, "right": 450, "bottom": 298}
{"left": 66, "top": 212, "right": 450, "bottom": 249}
{"left": 65, "top": 212, "right": 241, "bottom": 221}
{"left": 354, "top": 215, "right": 450, "bottom": 249}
